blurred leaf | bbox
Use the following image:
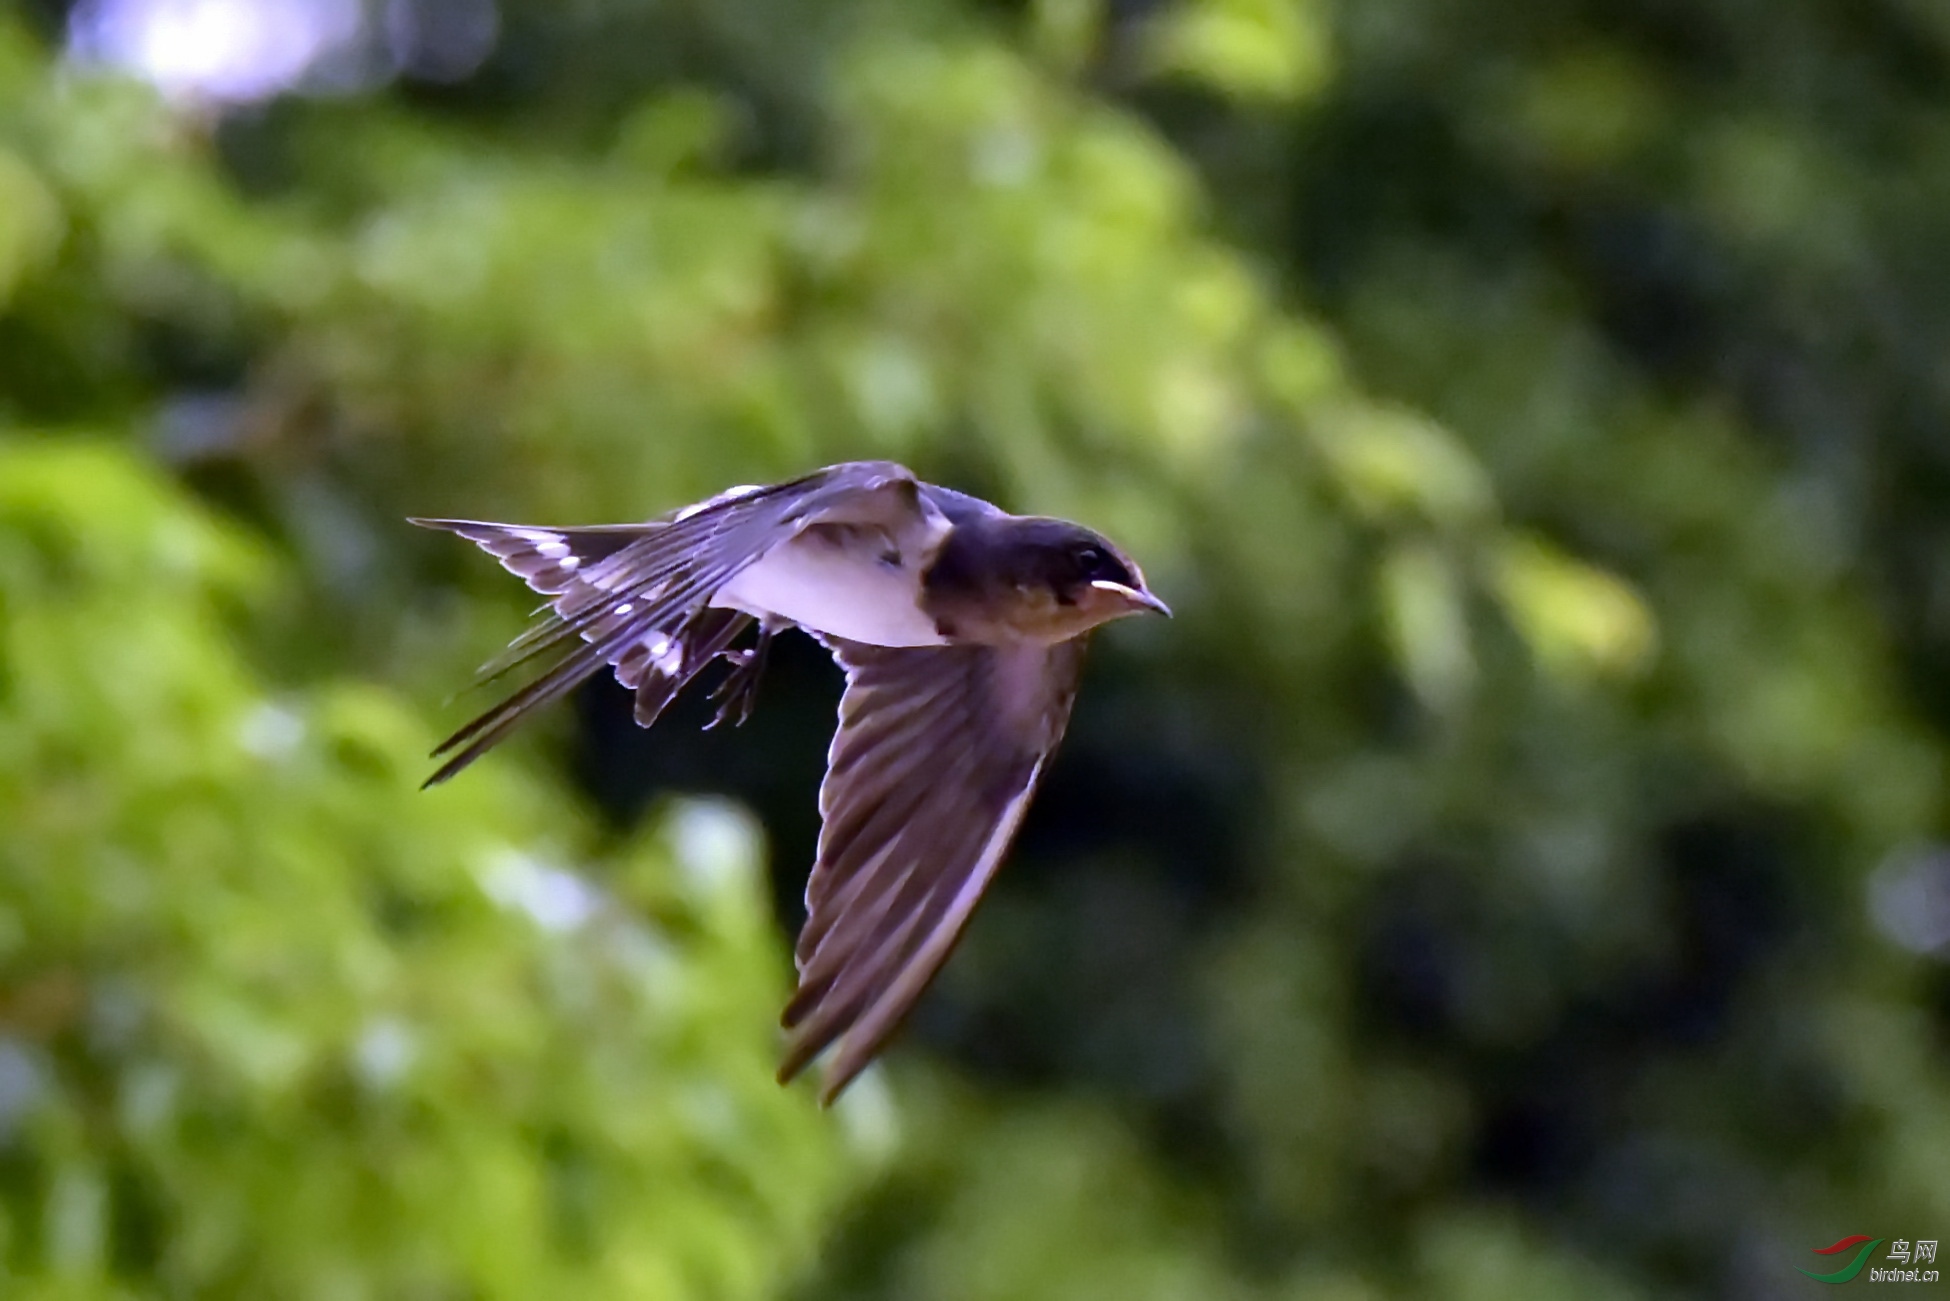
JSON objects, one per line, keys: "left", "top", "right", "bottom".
{"left": 0, "top": 146, "right": 60, "bottom": 306}
{"left": 1500, "top": 48, "right": 1669, "bottom": 173}
{"left": 1380, "top": 541, "right": 1476, "bottom": 711}
{"left": 1417, "top": 1212, "right": 1645, "bottom": 1301}
{"left": 1490, "top": 534, "right": 1657, "bottom": 683}
{"left": 1147, "top": 0, "right": 1331, "bottom": 103}
{"left": 1312, "top": 403, "right": 1495, "bottom": 527}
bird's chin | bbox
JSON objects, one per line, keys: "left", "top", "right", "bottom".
{"left": 1043, "top": 583, "right": 1162, "bottom": 638}
{"left": 947, "top": 582, "right": 1169, "bottom": 645}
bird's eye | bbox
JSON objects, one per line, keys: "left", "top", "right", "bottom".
{"left": 1072, "top": 544, "right": 1127, "bottom": 585}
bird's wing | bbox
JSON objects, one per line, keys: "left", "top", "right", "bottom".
{"left": 781, "top": 636, "right": 1089, "bottom": 1102}
{"left": 413, "top": 461, "right": 931, "bottom": 784}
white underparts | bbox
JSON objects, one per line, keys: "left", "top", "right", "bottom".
{"left": 712, "top": 531, "right": 948, "bottom": 648}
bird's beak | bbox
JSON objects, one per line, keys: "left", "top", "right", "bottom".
{"left": 1090, "top": 580, "right": 1172, "bottom": 618}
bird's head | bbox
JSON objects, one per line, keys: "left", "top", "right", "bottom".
{"left": 920, "top": 513, "right": 1170, "bottom": 643}
{"left": 995, "top": 518, "right": 1170, "bottom": 642}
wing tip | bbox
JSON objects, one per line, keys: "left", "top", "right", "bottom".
{"left": 774, "top": 1040, "right": 864, "bottom": 1109}
{"left": 419, "top": 744, "right": 478, "bottom": 789}
{"left": 775, "top": 1033, "right": 822, "bottom": 1089}
{"left": 815, "top": 1051, "right": 871, "bottom": 1107}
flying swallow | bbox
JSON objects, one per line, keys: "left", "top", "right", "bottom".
{"left": 413, "top": 460, "right": 1169, "bottom": 1101}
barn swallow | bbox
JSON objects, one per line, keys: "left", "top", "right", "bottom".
{"left": 413, "top": 460, "right": 1168, "bottom": 1102}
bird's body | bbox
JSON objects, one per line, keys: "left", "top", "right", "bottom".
{"left": 413, "top": 461, "right": 1167, "bottom": 1101}
{"left": 710, "top": 506, "right": 951, "bottom": 647}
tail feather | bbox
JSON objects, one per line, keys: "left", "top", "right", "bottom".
{"left": 410, "top": 518, "right": 655, "bottom": 594}
{"left": 414, "top": 517, "right": 768, "bottom": 785}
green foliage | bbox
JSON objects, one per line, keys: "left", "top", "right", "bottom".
{"left": 0, "top": 0, "right": 1946, "bottom": 1296}
{"left": 0, "top": 441, "right": 846, "bottom": 1294}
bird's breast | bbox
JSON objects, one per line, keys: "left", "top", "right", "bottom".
{"left": 712, "top": 526, "right": 949, "bottom": 647}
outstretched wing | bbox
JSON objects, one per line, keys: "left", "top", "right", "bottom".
{"left": 414, "top": 460, "right": 927, "bottom": 785}
{"left": 780, "top": 637, "right": 1088, "bottom": 1103}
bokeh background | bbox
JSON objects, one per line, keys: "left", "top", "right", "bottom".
{"left": 2, "top": 0, "right": 1948, "bottom": 1295}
